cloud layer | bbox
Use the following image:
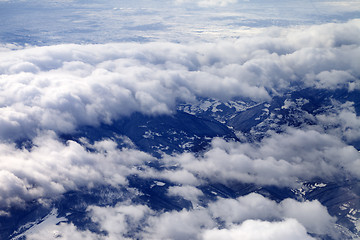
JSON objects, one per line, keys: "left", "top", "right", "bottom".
{"left": 0, "top": 19, "right": 359, "bottom": 141}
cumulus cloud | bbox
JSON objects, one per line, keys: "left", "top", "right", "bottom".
{"left": 208, "top": 193, "right": 281, "bottom": 224}
{"left": 161, "top": 128, "right": 360, "bottom": 187}
{"left": 0, "top": 20, "right": 359, "bottom": 141}
{"left": 24, "top": 193, "right": 335, "bottom": 239}
{"left": 142, "top": 208, "right": 215, "bottom": 240}
{"left": 315, "top": 101, "right": 360, "bottom": 144}
{"left": 167, "top": 185, "right": 204, "bottom": 204}
{"left": 88, "top": 202, "right": 153, "bottom": 239}
{"left": 202, "top": 219, "right": 315, "bottom": 240}
{"left": 280, "top": 198, "right": 336, "bottom": 235}
{"left": 0, "top": 131, "right": 153, "bottom": 210}
{"left": 209, "top": 193, "right": 336, "bottom": 236}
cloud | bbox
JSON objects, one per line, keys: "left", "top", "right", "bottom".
{"left": 208, "top": 193, "right": 281, "bottom": 224}
{"left": 313, "top": 70, "right": 357, "bottom": 90}
{"left": 143, "top": 168, "right": 200, "bottom": 186}
{"left": 24, "top": 193, "right": 335, "bottom": 239}
{"left": 0, "top": 20, "right": 359, "bottom": 141}
{"left": 208, "top": 193, "right": 336, "bottom": 236}
{"left": 167, "top": 185, "right": 204, "bottom": 204}
{"left": 280, "top": 198, "right": 337, "bottom": 235}
{"left": 202, "top": 219, "right": 315, "bottom": 240}
{"left": 88, "top": 202, "right": 153, "bottom": 239}
{"left": 0, "top": 131, "right": 153, "bottom": 210}
{"left": 141, "top": 208, "right": 215, "bottom": 240}
{"left": 141, "top": 193, "right": 335, "bottom": 239}
{"left": 315, "top": 101, "right": 360, "bottom": 144}
{"left": 161, "top": 128, "right": 360, "bottom": 187}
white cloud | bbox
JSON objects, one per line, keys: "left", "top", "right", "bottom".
{"left": 315, "top": 101, "right": 360, "bottom": 143}
{"left": 145, "top": 168, "right": 200, "bottom": 186}
{"left": 26, "top": 222, "right": 99, "bottom": 240}
{"left": 0, "top": 20, "right": 359, "bottom": 141}
{"left": 141, "top": 208, "right": 215, "bottom": 240}
{"left": 161, "top": 128, "right": 360, "bottom": 187}
{"left": 280, "top": 198, "right": 337, "bottom": 236}
{"left": 208, "top": 193, "right": 280, "bottom": 225}
{"left": 24, "top": 193, "right": 335, "bottom": 239}
{"left": 202, "top": 219, "right": 315, "bottom": 240}
{"left": 167, "top": 185, "right": 204, "bottom": 204}
{"left": 314, "top": 70, "right": 356, "bottom": 89}
{"left": 207, "top": 193, "right": 336, "bottom": 236}
{"left": 88, "top": 202, "right": 153, "bottom": 239}
{"left": 0, "top": 131, "right": 153, "bottom": 210}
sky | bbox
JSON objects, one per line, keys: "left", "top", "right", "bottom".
{"left": 0, "top": 0, "right": 360, "bottom": 239}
